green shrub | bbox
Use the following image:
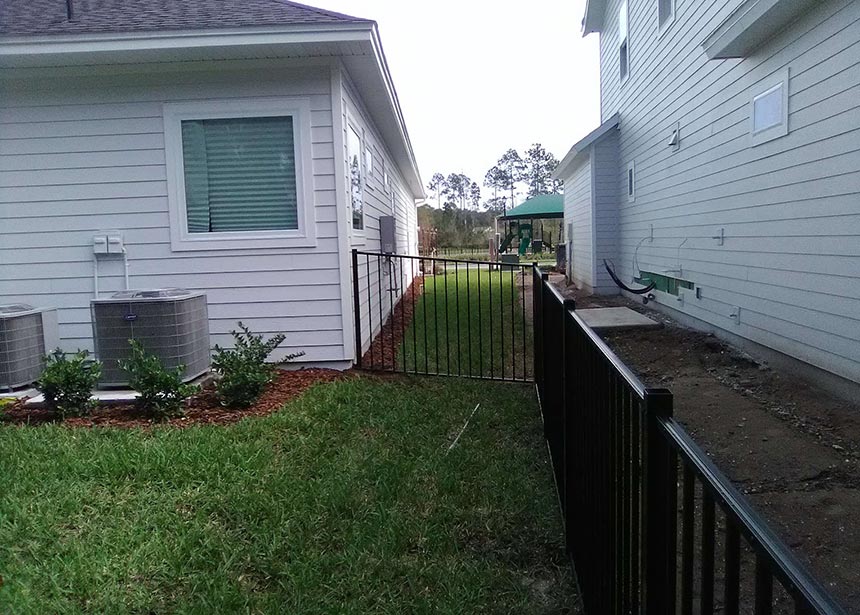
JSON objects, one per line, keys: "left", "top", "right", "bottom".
{"left": 119, "top": 340, "right": 197, "bottom": 421}
{"left": 212, "top": 322, "right": 304, "bottom": 408}
{"left": 37, "top": 349, "right": 101, "bottom": 418}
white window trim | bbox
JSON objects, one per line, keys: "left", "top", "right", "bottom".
{"left": 627, "top": 161, "right": 636, "bottom": 202}
{"left": 658, "top": 0, "right": 676, "bottom": 36}
{"left": 346, "top": 114, "right": 366, "bottom": 238}
{"left": 751, "top": 68, "right": 790, "bottom": 146}
{"left": 163, "top": 97, "right": 316, "bottom": 252}
{"left": 619, "top": 0, "right": 630, "bottom": 85}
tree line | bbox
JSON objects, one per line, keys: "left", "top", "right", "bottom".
{"left": 427, "top": 143, "right": 562, "bottom": 214}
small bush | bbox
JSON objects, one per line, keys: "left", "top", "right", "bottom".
{"left": 37, "top": 349, "right": 101, "bottom": 418}
{"left": 119, "top": 340, "right": 197, "bottom": 421}
{"left": 212, "top": 322, "right": 304, "bottom": 408}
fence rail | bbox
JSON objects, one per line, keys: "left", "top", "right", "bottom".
{"left": 431, "top": 246, "right": 490, "bottom": 257}
{"left": 352, "top": 250, "right": 533, "bottom": 382}
{"left": 532, "top": 266, "right": 845, "bottom": 615}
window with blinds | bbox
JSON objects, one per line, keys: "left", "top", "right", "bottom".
{"left": 180, "top": 116, "right": 298, "bottom": 233}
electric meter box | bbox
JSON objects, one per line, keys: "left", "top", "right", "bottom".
{"left": 380, "top": 216, "right": 396, "bottom": 254}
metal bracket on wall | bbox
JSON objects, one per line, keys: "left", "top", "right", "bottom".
{"left": 713, "top": 228, "right": 725, "bottom": 246}
{"left": 728, "top": 307, "right": 741, "bottom": 325}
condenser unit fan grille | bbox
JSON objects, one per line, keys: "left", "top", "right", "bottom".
{"left": 0, "top": 306, "right": 48, "bottom": 390}
{"left": 92, "top": 290, "right": 210, "bottom": 387}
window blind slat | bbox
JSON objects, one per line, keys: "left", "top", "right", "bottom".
{"left": 181, "top": 121, "right": 212, "bottom": 232}
{"left": 180, "top": 116, "right": 298, "bottom": 234}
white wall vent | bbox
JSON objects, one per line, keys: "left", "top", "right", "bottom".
{"left": 0, "top": 305, "right": 59, "bottom": 391}
{"left": 91, "top": 289, "right": 210, "bottom": 387}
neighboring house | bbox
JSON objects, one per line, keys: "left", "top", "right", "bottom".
{"left": 554, "top": 0, "right": 860, "bottom": 388}
{"left": 0, "top": 0, "right": 423, "bottom": 369}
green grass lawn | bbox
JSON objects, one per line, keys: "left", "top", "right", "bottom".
{"left": 399, "top": 268, "right": 532, "bottom": 380}
{"left": 0, "top": 376, "right": 575, "bottom": 614}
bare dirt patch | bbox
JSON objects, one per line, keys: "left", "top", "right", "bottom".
{"left": 361, "top": 276, "right": 424, "bottom": 370}
{"left": 554, "top": 281, "right": 860, "bottom": 612}
{"left": 1, "top": 368, "right": 348, "bottom": 429}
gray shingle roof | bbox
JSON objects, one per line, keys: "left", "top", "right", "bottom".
{"left": 0, "top": 0, "right": 371, "bottom": 37}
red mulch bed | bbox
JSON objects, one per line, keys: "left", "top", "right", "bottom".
{"left": 0, "top": 369, "right": 348, "bottom": 429}
{"left": 361, "top": 277, "right": 424, "bottom": 370}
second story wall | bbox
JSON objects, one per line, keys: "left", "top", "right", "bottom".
{"left": 594, "top": 0, "right": 860, "bottom": 383}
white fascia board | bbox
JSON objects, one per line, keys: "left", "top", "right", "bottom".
{"left": 367, "top": 26, "right": 424, "bottom": 199}
{"left": 582, "top": 0, "right": 607, "bottom": 36}
{"left": 703, "top": 0, "right": 817, "bottom": 59}
{"left": 0, "top": 23, "right": 373, "bottom": 61}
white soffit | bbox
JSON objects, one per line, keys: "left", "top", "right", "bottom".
{"left": 704, "top": 0, "right": 818, "bottom": 60}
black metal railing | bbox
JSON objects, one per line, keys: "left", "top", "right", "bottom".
{"left": 532, "top": 266, "right": 845, "bottom": 615}
{"left": 352, "top": 250, "right": 532, "bottom": 382}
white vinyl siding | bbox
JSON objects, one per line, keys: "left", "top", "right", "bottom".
{"left": 0, "top": 61, "right": 345, "bottom": 364}
{"left": 340, "top": 73, "right": 418, "bottom": 356}
{"left": 596, "top": 0, "right": 860, "bottom": 383}
{"left": 593, "top": 132, "right": 621, "bottom": 293}
{"left": 564, "top": 159, "right": 595, "bottom": 291}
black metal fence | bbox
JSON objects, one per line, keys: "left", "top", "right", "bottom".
{"left": 533, "top": 267, "right": 845, "bottom": 615}
{"left": 352, "top": 250, "right": 532, "bottom": 381}
{"left": 432, "top": 246, "right": 490, "bottom": 259}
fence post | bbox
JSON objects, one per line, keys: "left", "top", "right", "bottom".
{"left": 540, "top": 272, "right": 550, "bottom": 433}
{"left": 352, "top": 249, "right": 362, "bottom": 368}
{"left": 561, "top": 298, "right": 576, "bottom": 556}
{"left": 532, "top": 266, "right": 543, "bottom": 398}
{"left": 644, "top": 388, "right": 676, "bottom": 615}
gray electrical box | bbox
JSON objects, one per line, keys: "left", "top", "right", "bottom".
{"left": 380, "top": 216, "right": 396, "bottom": 254}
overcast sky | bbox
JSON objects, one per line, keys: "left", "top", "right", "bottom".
{"left": 314, "top": 0, "right": 602, "bottom": 204}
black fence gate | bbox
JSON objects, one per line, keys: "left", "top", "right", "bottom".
{"left": 352, "top": 250, "right": 533, "bottom": 382}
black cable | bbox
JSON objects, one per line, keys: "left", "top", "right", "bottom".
{"left": 603, "top": 259, "right": 656, "bottom": 295}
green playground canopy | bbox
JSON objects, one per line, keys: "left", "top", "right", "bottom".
{"left": 499, "top": 193, "right": 564, "bottom": 220}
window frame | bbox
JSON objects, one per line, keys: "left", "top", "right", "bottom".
{"left": 346, "top": 118, "right": 366, "bottom": 233}
{"left": 658, "top": 0, "right": 676, "bottom": 34}
{"left": 751, "top": 68, "right": 790, "bottom": 146}
{"left": 627, "top": 161, "right": 636, "bottom": 203}
{"left": 619, "top": 0, "right": 630, "bottom": 84}
{"left": 163, "top": 97, "right": 315, "bottom": 251}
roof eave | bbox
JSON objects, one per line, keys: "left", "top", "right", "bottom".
{"left": 552, "top": 113, "right": 620, "bottom": 180}
{"left": 367, "top": 25, "right": 424, "bottom": 199}
{"left": 0, "top": 22, "right": 375, "bottom": 62}
{"left": 0, "top": 21, "right": 425, "bottom": 199}
{"left": 703, "top": 0, "right": 818, "bottom": 59}
{"left": 582, "top": 0, "right": 607, "bottom": 35}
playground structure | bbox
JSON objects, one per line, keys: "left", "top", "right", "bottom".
{"left": 497, "top": 194, "right": 564, "bottom": 262}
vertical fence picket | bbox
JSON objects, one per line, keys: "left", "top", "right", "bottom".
{"left": 681, "top": 464, "right": 695, "bottom": 615}
{"left": 702, "top": 489, "right": 716, "bottom": 615}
